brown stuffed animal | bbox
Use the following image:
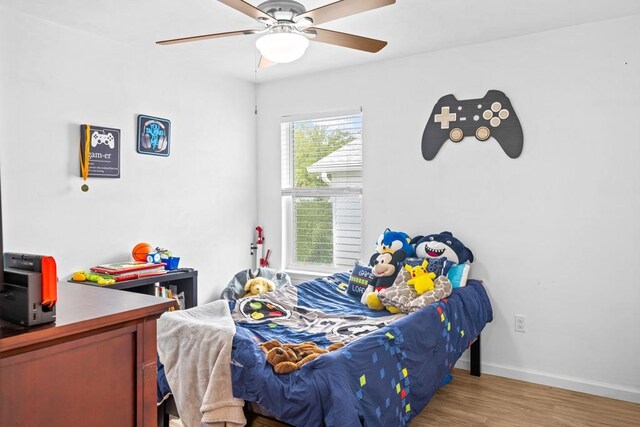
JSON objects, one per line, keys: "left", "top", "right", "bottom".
{"left": 259, "top": 339, "right": 344, "bottom": 374}
{"left": 244, "top": 277, "right": 276, "bottom": 297}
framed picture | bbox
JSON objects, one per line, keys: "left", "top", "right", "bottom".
{"left": 137, "top": 114, "right": 171, "bottom": 157}
{"left": 80, "top": 124, "right": 121, "bottom": 178}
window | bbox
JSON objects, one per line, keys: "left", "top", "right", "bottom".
{"left": 281, "top": 111, "right": 363, "bottom": 271}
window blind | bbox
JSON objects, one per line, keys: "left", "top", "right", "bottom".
{"left": 281, "top": 112, "right": 363, "bottom": 269}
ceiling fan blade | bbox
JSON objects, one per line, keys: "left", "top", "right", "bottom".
{"left": 297, "top": 0, "right": 395, "bottom": 26}
{"left": 217, "top": 0, "right": 276, "bottom": 23}
{"left": 258, "top": 56, "right": 278, "bottom": 68}
{"left": 308, "top": 28, "right": 387, "bottom": 53}
{"left": 156, "top": 29, "right": 258, "bottom": 45}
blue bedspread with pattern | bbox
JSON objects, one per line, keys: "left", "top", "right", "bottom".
{"left": 227, "top": 272, "right": 492, "bottom": 427}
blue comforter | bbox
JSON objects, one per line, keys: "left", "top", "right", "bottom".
{"left": 228, "top": 272, "right": 492, "bottom": 427}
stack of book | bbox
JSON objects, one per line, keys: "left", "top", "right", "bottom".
{"left": 90, "top": 261, "right": 167, "bottom": 282}
{"left": 155, "top": 285, "right": 184, "bottom": 311}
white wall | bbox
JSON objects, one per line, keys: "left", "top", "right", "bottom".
{"left": 256, "top": 16, "right": 640, "bottom": 402}
{"left": 0, "top": 7, "right": 258, "bottom": 303}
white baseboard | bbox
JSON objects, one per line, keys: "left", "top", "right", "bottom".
{"left": 454, "top": 358, "right": 640, "bottom": 404}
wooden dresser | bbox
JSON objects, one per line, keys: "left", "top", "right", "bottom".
{"left": 0, "top": 282, "right": 175, "bottom": 426}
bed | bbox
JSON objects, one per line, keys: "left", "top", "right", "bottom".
{"left": 157, "top": 271, "right": 492, "bottom": 427}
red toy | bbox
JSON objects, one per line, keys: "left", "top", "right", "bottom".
{"left": 252, "top": 226, "right": 270, "bottom": 270}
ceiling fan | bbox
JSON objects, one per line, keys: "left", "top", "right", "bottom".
{"left": 156, "top": 0, "right": 396, "bottom": 66}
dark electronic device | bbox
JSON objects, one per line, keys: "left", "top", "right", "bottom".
{"left": 0, "top": 174, "right": 3, "bottom": 291}
{"left": 1, "top": 253, "right": 58, "bottom": 326}
{"left": 0, "top": 170, "right": 58, "bottom": 326}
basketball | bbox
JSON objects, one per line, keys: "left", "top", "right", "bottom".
{"left": 132, "top": 242, "right": 153, "bottom": 262}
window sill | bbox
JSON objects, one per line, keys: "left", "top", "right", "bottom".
{"left": 285, "top": 268, "right": 341, "bottom": 285}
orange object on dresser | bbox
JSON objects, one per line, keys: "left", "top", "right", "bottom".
{"left": 132, "top": 242, "right": 153, "bottom": 262}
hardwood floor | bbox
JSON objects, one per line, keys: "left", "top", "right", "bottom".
{"left": 410, "top": 369, "right": 640, "bottom": 427}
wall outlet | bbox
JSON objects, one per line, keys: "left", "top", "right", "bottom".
{"left": 515, "top": 314, "right": 526, "bottom": 332}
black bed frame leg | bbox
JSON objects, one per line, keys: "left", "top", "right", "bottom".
{"left": 157, "top": 402, "right": 170, "bottom": 427}
{"left": 470, "top": 335, "right": 481, "bottom": 377}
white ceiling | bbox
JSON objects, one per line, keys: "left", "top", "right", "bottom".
{"left": 3, "top": 0, "right": 640, "bottom": 83}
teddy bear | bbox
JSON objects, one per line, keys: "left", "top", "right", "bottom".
{"left": 244, "top": 277, "right": 276, "bottom": 297}
{"left": 259, "top": 339, "right": 344, "bottom": 374}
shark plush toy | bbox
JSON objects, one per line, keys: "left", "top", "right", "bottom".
{"left": 411, "top": 231, "right": 474, "bottom": 264}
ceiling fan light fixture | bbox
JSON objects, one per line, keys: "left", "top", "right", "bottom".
{"left": 256, "top": 30, "right": 309, "bottom": 63}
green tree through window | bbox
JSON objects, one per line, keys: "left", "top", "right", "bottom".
{"left": 295, "top": 197, "right": 334, "bottom": 264}
{"left": 292, "top": 124, "right": 353, "bottom": 264}
{"left": 292, "top": 124, "right": 353, "bottom": 188}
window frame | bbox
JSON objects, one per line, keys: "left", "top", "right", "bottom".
{"left": 280, "top": 109, "right": 363, "bottom": 274}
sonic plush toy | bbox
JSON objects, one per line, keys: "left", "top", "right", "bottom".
{"left": 374, "top": 228, "right": 415, "bottom": 257}
{"left": 411, "top": 231, "right": 474, "bottom": 264}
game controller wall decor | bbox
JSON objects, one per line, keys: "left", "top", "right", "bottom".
{"left": 422, "top": 90, "right": 523, "bottom": 160}
{"left": 79, "top": 124, "right": 121, "bottom": 178}
{"left": 137, "top": 115, "right": 171, "bottom": 157}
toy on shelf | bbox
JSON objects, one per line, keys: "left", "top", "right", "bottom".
{"left": 156, "top": 247, "right": 172, "bottom": 259}
{"left": 146, "top": 251, "right": 162, "bottom": 264}
{"left": 132, "top": 242, "right": 153, "bottom": 262}
{"left": 133, "top": 243, "right": 180, "bottom": 270}
{"left": 72, "top": 271, "right": 86, "bottom": 282}
{"left": 71, "top": 270, "right": 115, "bottom": 286}
{"left": 152, "top": 247, "right": 180, "bottom": 270}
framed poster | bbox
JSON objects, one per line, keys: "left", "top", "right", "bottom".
{"left": 137, "top": 115, "right": 171, "bottom": 157}
{"left": 79, "top": 124, "right": 121, "bottom": 178}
